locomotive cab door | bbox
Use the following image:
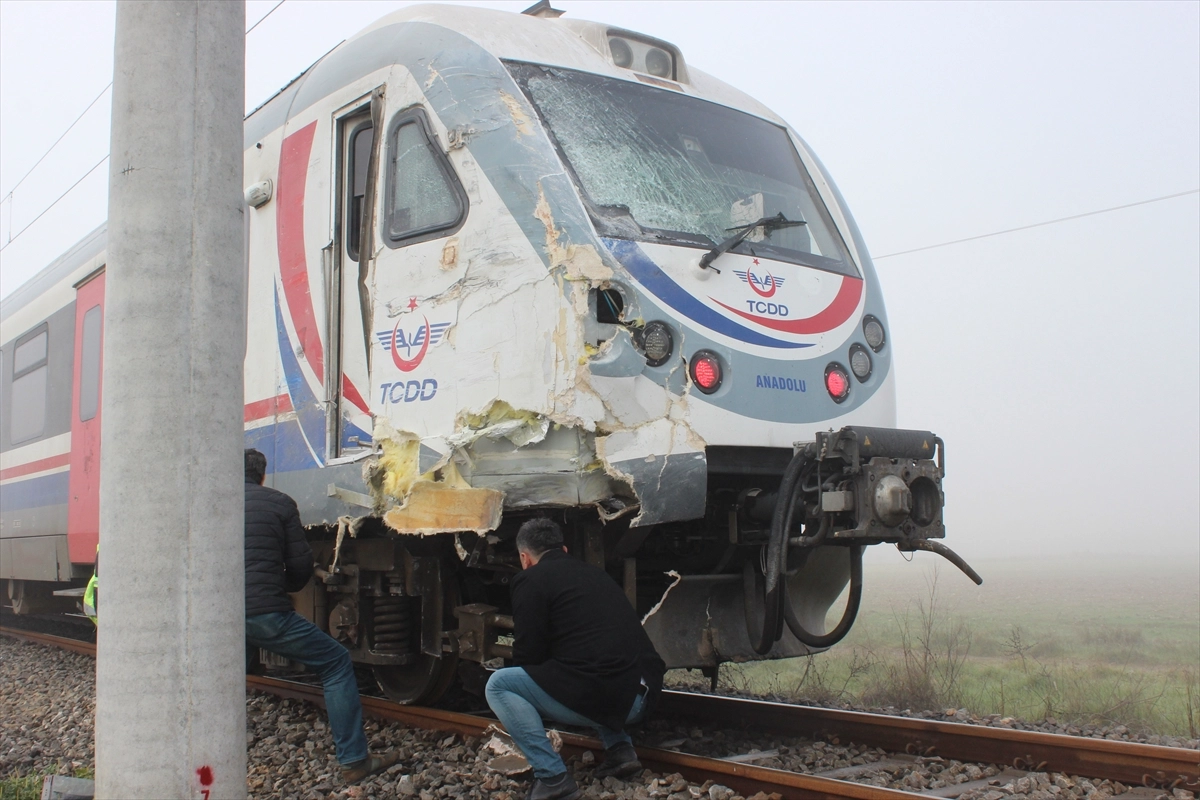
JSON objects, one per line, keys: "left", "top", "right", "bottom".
{"left": 326, "top": 99, "right": 378, "bottom": 460}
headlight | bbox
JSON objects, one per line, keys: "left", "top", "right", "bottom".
{"left": 849, "top": 345, "right": 872, "bottom": 381}
{"left": 640, "top": 321, "right": 673, "bottom": 367}
{"left": 645, "top": 47, "right": 673, "bottom": 78}
{"left": 608, "top": 37, "right": 633, "bottom": 69}
{"left": 863, "top": 315, "right": 886, "bottom": 352}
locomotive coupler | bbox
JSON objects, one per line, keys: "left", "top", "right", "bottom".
{"left": 806, "top": 426, "right": 981, "bottom": 584}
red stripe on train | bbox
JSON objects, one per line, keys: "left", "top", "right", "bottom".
{"left": 244, "top": 394, "right": 295, "bottom": 423}
{"left": 276, "top": 122, "right": 324, "bottom": 381}
{"left": 0, "top": 453, "right": 71, "bottom": 482}
{"left": 710, "top": 276, "right": 863, "bottom": 335}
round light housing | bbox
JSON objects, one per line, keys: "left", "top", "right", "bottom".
{"left": 863, "top": 315, "right": 886, "bottom": 352}
{"left": 825, "top": 363, "right": 850, "bottom": 403}
{"left": 645, "top": 47, "right": 673, "bottom": 78}
{"left": 640, "top": 321, "right": 673, "bottom": 367}
{"left": 689, "top": 350, "right": 722, "bottom": 394}
{"left": 849, "top": 345, "right": 872, "bottom": 381}
{"left": 608, "top": 37, "right": 633, "bottom": 69}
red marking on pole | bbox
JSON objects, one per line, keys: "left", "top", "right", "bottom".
{"left": 197, "top": 765, "right": 213, "bottom": 785}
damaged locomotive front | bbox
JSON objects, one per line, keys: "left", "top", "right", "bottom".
{"left": 240, "top": 3, "right": 980, "bottom": 705}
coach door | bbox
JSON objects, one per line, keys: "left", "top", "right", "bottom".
{"left": 325, "top": 96, "right": 380, "bottom": 460}
{"left": 66, "top": 269, "right": 104, "bottom": 567}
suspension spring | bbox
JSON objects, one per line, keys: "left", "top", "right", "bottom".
{"left": 371, "top": 572, "right": 416, "bottom": 655}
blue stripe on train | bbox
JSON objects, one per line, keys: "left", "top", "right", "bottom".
{"left": 1, "top": 419, "right": 352, "bottom": 512}
{"left": 245, "top": 416, "right": 319, "bottom": 474}
{"left": 0, "top": 419, "right": 366, "bottom": 511}
{"left": 274, "top": 286, "right": 327, "bottom": 464}
{"left": 0, "top": 472, "right": 69, "bottom": 512}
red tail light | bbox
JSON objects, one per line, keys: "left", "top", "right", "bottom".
{"left": 825, "top": 363, "right": 850, "bottom": 403}
{"left": 690, "top": 351, "right": 722, "bottom": 393}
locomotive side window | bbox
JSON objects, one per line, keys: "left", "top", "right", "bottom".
{"left": 346, "top": 123, "right": 374, "bottom": 262}
{"left": 10, "top": 326, "right": 49, "bottom": 444}
{"left": 79, "top": 305, "right": 102, "bottom": 421}
{"left": 384, "top": 109, "right": 467, "bottom": 246}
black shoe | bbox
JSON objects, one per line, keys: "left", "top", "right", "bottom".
{"left": 527, "top": 772, "right": 581, "bottom": 800}
{"left": 341, "top": 751, "right": 399, "bottom": 784}
{"left": 594, "top": 742, "right": 641, "bottom": 779}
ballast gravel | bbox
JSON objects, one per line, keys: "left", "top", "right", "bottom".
{"left": 1, "top": 636, "right": 1194, "bottom": 800}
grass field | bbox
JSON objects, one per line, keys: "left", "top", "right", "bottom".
{"left": 683, "top": 552, "right": 1200, "bottom": 738}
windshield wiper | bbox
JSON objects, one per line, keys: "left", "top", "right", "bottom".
{"left": 698, "top": 213, "right": 807, "bottom": 273}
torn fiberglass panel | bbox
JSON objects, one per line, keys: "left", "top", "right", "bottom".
{"left": 508, "top": 63, "right": 858, "bottom": 278}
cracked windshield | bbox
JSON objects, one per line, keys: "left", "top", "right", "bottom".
{"left": 511, "top": 63, "right": 856, "bottom": 277}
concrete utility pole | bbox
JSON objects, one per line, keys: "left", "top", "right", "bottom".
{"left": 96, "top": 2, "right": 246, "bottom": 798}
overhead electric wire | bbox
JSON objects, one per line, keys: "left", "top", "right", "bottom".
{"left": 0, "top": 82, "right": 112, "bottom": 201}
{"left": 0, "top": 156, "right": 108, "bottom": 254}
{"left": 873, "top": 189, "right": 1200, "bottom": 260}
{"left": 246, "top": 0, "right": 287, "bottom": 34}
{"left": 0, "top": 0, "right": 288, "bottom": 254}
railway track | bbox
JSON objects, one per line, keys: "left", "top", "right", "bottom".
{"left": 4, "top": 625, "right": 1197, "bottom": 799}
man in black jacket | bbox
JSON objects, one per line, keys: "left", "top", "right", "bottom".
{"left": 243, "top": 449, "right": 397, "bottom": 785}
{"left": 485, "top": 518, "right": 666, "bottom": 800}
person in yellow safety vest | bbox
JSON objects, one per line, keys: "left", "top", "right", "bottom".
{"left": 83, "top": 547, "right": 98, "bottom": 624}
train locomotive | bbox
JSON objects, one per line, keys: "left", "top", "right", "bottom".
{"left": 0, "top": 3, "right": 980, "bottom": 704}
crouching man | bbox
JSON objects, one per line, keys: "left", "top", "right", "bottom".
{"left": 243, "top": 449, "right": 398, "bottom": 785}
{"left": 486, "top": 519, "right": 666, "bottom": 800}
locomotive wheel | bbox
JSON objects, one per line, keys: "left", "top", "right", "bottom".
{"left": 373, "top": 652, "right": 459, "bottom": 706}
{"left": 371, "top": 576, "right": 460, "bottom": 706}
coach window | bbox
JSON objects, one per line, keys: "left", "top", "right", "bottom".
{"left": 346, "top": 123, "right": 374, "bottom": 262}
{"left": 79, "top": 305, "right": 102, "bottom": 421}
{"left": 10, "top": 326, "right": 49, "bottom": 443}
{"left": 384, "top": 109, "right": 466, "bottom": 246}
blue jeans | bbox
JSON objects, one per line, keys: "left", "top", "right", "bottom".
{"left": 246, "top": 611, "right": 368, "bottom": 766}
{"left": 485, "top": 667, "right": 646, "bottom": 778}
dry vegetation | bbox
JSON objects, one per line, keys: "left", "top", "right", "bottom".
{"left": 681, "top": 553, "right": 1200, "bottom": 738}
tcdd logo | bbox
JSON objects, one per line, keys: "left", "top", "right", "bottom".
{"left": 734, "top": 269, "right": 785, "bottom": 298}
{"left": 380, "top": 379, "right": 438, "bottom": 404}
{"left": 376, "top": 319, "right": 452, "bottom": 373}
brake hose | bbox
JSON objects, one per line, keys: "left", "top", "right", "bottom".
{"left": 782, "top": 544, "right": 864, "bottom": 648}
{"left": 748, "top": 448, "right": 810, "bottom": 654}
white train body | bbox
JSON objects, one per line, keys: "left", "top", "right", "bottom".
{"left": 2, "top": 5, "right": 953, "bottom": 702}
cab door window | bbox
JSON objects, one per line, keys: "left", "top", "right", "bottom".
{"left": 384, "top": 109, "right": 467, "bottom": 246}
{"left": 345, "top": 123, "right": 374, "bottom": 262}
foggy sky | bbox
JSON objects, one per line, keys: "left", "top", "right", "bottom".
{"left": 1, "top": 1, "right": 1197, "bottom": 565}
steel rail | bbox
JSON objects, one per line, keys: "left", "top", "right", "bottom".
{"left": 0, "top": 628, "right": 918, "bottom": 798}
{"left": 7, "top": 627, "right": 1195, "bottom": 795}
{"left": 0, "top": 625, "right": 96, "bottom": 657}
{"left": 252, "top": 674, "right": 921, "bottom": 799}
{"left": 660, "top": 690, "right": 1200, "bottom": 792}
